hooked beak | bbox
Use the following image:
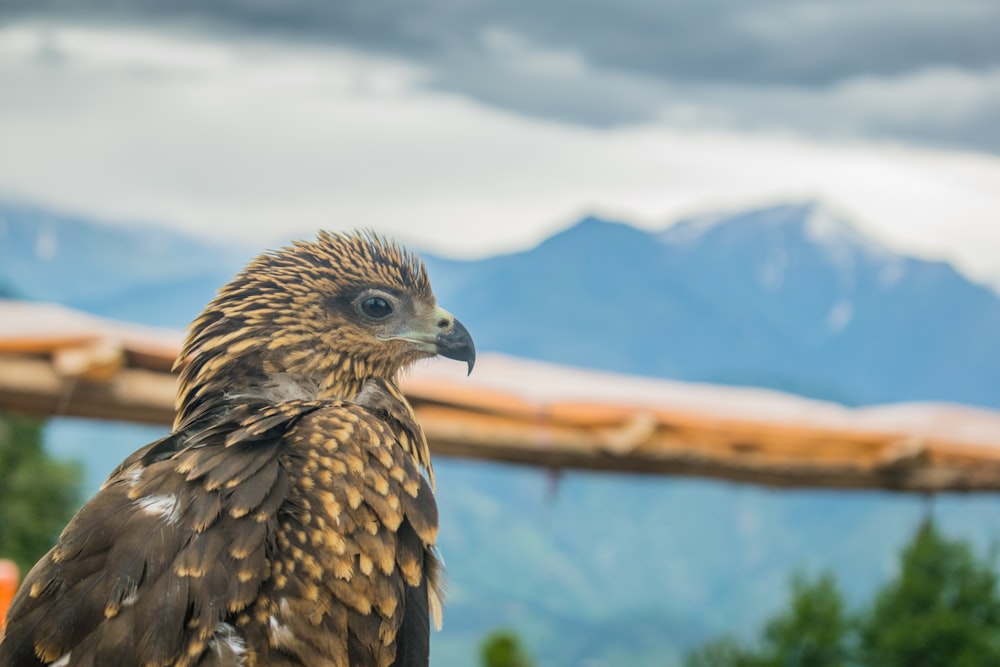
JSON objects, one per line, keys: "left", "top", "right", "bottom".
{"left": 435, "top": 314, "right": 476, "bottom": 375}
{"left": 381, "top": 305, "right": 476, "bottom": 374}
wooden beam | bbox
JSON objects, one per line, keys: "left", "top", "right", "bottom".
{"left": 3, "top": 353, "right": 1000, "bottom": 492}
{"left": 0, "top": 354, "right": 176, "bottom": 425}
{"left": 410, "top": 402, "right": 1000, "bottom": 492}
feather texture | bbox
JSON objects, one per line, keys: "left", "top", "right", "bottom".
{"left": 0, "top": 231, "right": 472, "bottom": 667}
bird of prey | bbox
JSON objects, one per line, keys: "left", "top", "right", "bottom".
{"left": 0, "top": 231, "right": 475, "bottom": 667}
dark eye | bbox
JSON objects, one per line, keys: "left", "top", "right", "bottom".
{"left": 360, "top": 296, "right": 393, "bottom": 320}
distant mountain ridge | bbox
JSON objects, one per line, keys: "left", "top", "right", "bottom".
{"left": 427, "top": 201, "right": 1000, "bottom": 408}
{"left": 4, "top": 199, "right": 1000, "bottom": 667}
{"left": 6, "top": 198, "right": 999, "bottom": 411}
{"left": 0, "top": 202, "right": 254, "bottom": 325}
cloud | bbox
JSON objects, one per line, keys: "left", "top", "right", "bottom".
{"left": 8, "top": 1, "right": 998, "bottom": 83}
{"left": 1, "top": 21, "right": 999, "bottom": 292}
{"left": 655, "top": 66, "right": 1000, "bottom": 153}
{"left": 2, "top": 1, "right": 1000, "bottom": 153}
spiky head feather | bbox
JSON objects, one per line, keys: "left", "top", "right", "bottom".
{"left": 175, "top": 231, "right": 437, "bottom": 426}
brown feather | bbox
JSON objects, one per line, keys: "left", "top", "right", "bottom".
{"left": 0, "top": 231, "right": 466, "bottom": 667}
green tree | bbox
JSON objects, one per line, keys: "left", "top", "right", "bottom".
{"left": 684, "top": 636, "right": 754, "bottom": 667}
{"left": 856, "top": 518, "right": 1000, "bottom": 667}
{"left": 687, "top": 519, "right": 1000, "bottom": 667}
{"left": 684, "top": 572, "right": 848, "bottom": 667}
{"left": 755, "top": 572, "right": 849, "bottom": 667}
{"left": 480, "top": 629, "right": 534, "bottom": 667}
{"left": 0, "top": 412, "right": 82, "bottom": 575}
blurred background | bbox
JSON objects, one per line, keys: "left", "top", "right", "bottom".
{"left": 2, "top": 1, "right": 1000, "bottom": 665}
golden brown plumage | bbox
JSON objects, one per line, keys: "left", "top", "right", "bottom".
{"left": 0, "top": 231, "right": 474, "bottom": 667}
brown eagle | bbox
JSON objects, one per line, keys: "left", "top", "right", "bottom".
{"left": 0, "top": 231, "right": 475, "bottom": 667}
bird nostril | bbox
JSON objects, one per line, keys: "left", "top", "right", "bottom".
{"left": 437, "top": 318, "right": 451, "bottom": 330}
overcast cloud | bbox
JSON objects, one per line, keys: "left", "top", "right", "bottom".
{"left": 3, "top": 0, "right": 1000, "bottom": 152}
{"left": 1, "top": 4, "right": 999, "bottom": 289}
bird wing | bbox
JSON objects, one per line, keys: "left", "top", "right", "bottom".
{"left": 0, "top": 401, "right": 308, "bottom": 667}
{"left": 253, "top": 391, "right": 441, "bottom": 667}
{"left": 0, "top": 396, "right": 440, "bottom": 667}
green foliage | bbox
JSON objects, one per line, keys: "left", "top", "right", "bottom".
{"left": 686, "top": 518, "right": 1000, "bottom": 667}
{"left": 856, "top": 518, "right": 1000, "bottom": 667}
{"left": 755, "top": 572, "right": 849, "bottom": 667}
{"left": 480, "top": 629, "right": 534, "bottom": 667}
{"left": 684, "top": 636, "right": 754, "bottom": 667}
{"left": 749, "top": 572, "right": 849, "bottom": 667}
{"left": 0, "top": 412, "right": 83, "bottom": 575}
{"left": 683, "top": 573, "right": 848, "bottom": 667}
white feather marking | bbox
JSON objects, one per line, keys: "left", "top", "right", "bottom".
{"left": 126, "top": 466, "right": 145, "bottom": 488}
{"left": 210, "top": 622, "right": 248, "bottom": 666}
{"left": 135, "top": 494, "right": 181, "bottom": 524}
{"left": 268, "top": 616, "right": 297, "bottom": 649}
{"left": 101, "top": 463, "right": 145, "bottom": 492}
{"left": 51, "top": 654, "right": 70, "bottom": 667}
{"left": 120, "top": 585, "right": 140, "bottom": 607}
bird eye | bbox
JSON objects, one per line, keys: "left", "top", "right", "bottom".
{"left": 360, "top": 296, "right": 393, "bottom": 320}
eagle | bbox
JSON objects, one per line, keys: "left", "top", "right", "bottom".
{"left": 0, "top": 231, "right": 475, "bottom": 667}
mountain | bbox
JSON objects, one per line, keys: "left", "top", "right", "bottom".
{"left": 428, "top": 202, "right": 1000, "bottom": 408}
{"left": 4, "top": 200, "right": 1000, "bottom": 666}
{"left": 0, "top": 202, "right": 255, "bottom": 325}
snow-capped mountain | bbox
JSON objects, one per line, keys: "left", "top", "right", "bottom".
{"left": 663, "top": 202, "right": 901, "bottom": 299}
{"left": 5, "top": 199, "right": 1000, "bottom": 667}
{"left": 4, "top": 199, "right": 999, "bottom": 407}
{"left": 431, "top": 201, "right": 1000, "bottom": 407}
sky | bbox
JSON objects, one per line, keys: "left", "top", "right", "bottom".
{"left": 1, "top": 1, "right": 999, "bottom": 285}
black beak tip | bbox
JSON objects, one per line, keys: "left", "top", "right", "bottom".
{"left": 436, "top": 317, "right": 476, "bottom": 376}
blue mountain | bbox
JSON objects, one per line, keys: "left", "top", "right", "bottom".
{"left": 0, "top": 201, "right": 254, "bottom": 325}
{"left": 427, "top": 202, "right": 1000, "bottom": 408}
{"left": 4, "top": 200, "right": 1000, "bottom": 667}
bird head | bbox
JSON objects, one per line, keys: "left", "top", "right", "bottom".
{"left": 174, "top": 231, "right": 475, "bottom": 424}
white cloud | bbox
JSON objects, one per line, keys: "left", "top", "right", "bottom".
{"left": 832, "top": 66, "right": 1000, "bottom": 125}
{"left": 1, "top": 21, "right": 1000, "bottom": 289}
{"left": 479, "top": 27, "right": 587, "bottom": 78}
